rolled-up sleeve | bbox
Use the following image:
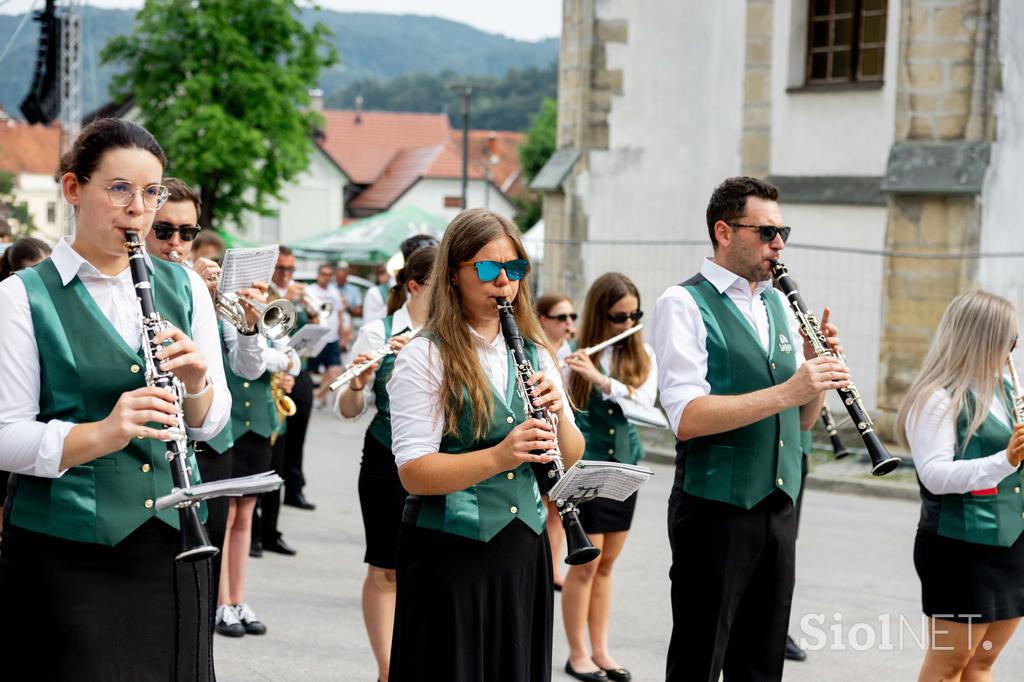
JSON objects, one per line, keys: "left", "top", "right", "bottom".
{"left": 650, "top": 287, "right": 710, "bottom": 435}
{"left": 183, "top": 268, "right": 231, "bottom": 442}
{"left": 387, "top": 337, "right": 445, "bottom": 468}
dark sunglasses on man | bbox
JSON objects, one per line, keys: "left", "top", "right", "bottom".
{"left": 152, "top": 222, "right": 201, "bottom": 242}
{"left": 543, "top": 312, "right": 578, "bottom": 323}
{"left": 607, "top": 310, "right": 643, "bottom": 324}
{"left": 727, "top": 223, "right": 791, "bottom": 244}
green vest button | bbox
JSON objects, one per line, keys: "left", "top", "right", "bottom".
{"left": 1016, "top": 486, "right": 1021, "bottom": 494}
{"left": 609, "top": 428, "right": 615, "bottom": 435}
{"left": 243, "top": 382, "right": 251, "bottom": 389}
{"left": 244, "top": 401, "right": 251, "bottom": 408}
{"left": 506, "top": 472, "right": 515, "bottom": 480}
{"left": 771, "top": 362, "right": 776, "bottom": 370}
{"left": 130, "top": 364, "right": 141, "bottom": 374}
{"left": 608, "top": 448, "right": 614, "bottom": 455}
{"left": 607, "top": 408, "right": 614, "bottom": 415}
{"left": 777, "top": 478, "right": 784, "bottom": 486}
{"left": 779, "top": 440, "right": 784, "bottom": 448}
{"left": 245, "top": 420, "right": 251, "bottom": 428}
{"left": 144, "top": 499, "right": 154, "bottom": 509}
{"left": 141, "top": 463, "right": 151, "bottom": 473}
{"left": 510, "top": 506, "right": 518, "bottom": 514}
{"left": 506, "top": 416, "right": 514, "bottom": 424}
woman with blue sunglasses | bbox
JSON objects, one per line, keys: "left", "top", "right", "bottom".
{"left": 386, "top": 208, "right": 585, "bottom": 681}
{"left": 561, "top": 272, "right": 658, "bottom": 682}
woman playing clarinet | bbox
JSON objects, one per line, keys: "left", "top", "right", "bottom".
{"left": 561, "top": 272, "right": 656, "bottom": 682}
{"left": 0, "top": 118, "right": 230, "bottom": 680}
{"left": 335, "top": 243, "right": 436, "bottom": 682}
{"left": 898, "top": 290, "right": 1024, "bottom": 682}
{"left": 387, "top": 208, "right": 584, "bottom": 682}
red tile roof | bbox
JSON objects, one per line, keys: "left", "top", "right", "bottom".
{"left": 348, "top": 143, "right": 486, "bottom": 211}
{"left": 319, "top": 110, "right": 453, "bottom": 185}
{"left": 451, "top": 130, "right": 529, "bottom": 199}
{"left": 0, "top": 122, "right": 60, "bottom": 176}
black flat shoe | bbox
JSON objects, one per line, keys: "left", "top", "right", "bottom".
{"left": 785, "top": 634, "right": 807, "bottom": 662}
{"left": 263, "top": 537, "right": 298, "bottom": 556}
{"left": 283, "top": 493, "right": 316, "bottom": 510}
{"left": 249, "top": 540, "right": 263, "bottom": 558}
{"left": 553, "top": 581, "right": 563, "bottom": 592}
{"left": 564, "top": 660, "right": 608, "bottom": 682}
{"left": 593, "top": 660, "right": 631, "bottom": 682}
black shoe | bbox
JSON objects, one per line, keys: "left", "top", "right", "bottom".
{"left": 235, "top": 603, "right": 267, "bottom": 635}
{"left": 263, "top": 537, "right": 297, "bottom": 556}
{"left": 593, "top": 659, "right": 631, "bottom": 682}
{"left": 785, "top": 634, "right": 807, "bottom": 662}
{"left": 249, "top": 540, "right": 263, "bottom": 558}
{"left": 564, "top": 660, "right": 608, "bottom": 682}
{"left": 283, "top": 493, "right": 316, "bottom": 510}
{"left": 214, "top": 605, "right": 245, "bottom": 638}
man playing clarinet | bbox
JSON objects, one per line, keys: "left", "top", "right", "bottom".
{"left": 650, "top": 176, "right": 849, "bottom": 681}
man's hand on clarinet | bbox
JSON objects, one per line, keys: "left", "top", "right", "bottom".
{"left": 802, "top": 306, "right": 845, "bottom": 359}
{"left": 786, "top": 356, "right": 850, "bottom": 404}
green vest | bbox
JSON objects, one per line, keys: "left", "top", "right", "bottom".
{"left": 934, "top": 387, "right": 1024, "bottom": 547}
{"left": 367, "top": 315, "right": 402, "bottom": 448}
{"left": 407, "top": 337, "right": 547, "bottom": 542}
{"left": 676, "top": 276, "right": 802, "bottom": 509}
{"left": 800, "top": 429, "right": 813, "bottom": 456}
{"left": 225, "top": 338, "right": 278, "bottom": 441}
{"left": 12, "top": 257, "right": 205, "bottom": 546}
{"left": 576, "top": 359, "right": 644, "bottom": 466}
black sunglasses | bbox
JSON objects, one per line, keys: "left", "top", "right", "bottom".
{"left": 543, "top": 312, "right": 578, "bottom": 323}
{"left": 275, "top": 265, "right": 296, "bottom": 273}
{"left": 607, "top": 310, "right": 643, "bottom": 324}
{"left": 728, "top": 223, "right": 791, "bottom": 244}
{"left": 152, "top": 222, "right": 201, "bottom": 241}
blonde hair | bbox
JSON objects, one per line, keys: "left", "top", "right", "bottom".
{"left": 568, "top": 272, "right": 650, "bottom": 408}
{"left": 425, "top": 209, "right": 553, "bottom": 439}
{"left": 897, "top": 290, "right": 1019, "bottom": 450}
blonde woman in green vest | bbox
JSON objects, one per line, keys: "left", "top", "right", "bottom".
{"left": 336, "top": 244, "right": 436, "bottom": 682}
{"left": 897, "top": 291, "right": 1024, "bottom": 682}
{"left": 0, "top": 118, "right": 231, "bottom": 680}
{"left": 386, "top": 208, "right": 584, "bottom": 681}
{"left": 561, "top": 272, "right": 656, "bottom": 682}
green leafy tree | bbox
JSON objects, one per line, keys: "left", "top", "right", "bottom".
{"left": 101, "top": 0, "right": 337, "bottom": 230}
{"left": 514, "top": 97, "right": 557, "bottom": 231}
{"left": 0, "top": 169, "right": 37, "bottom": 238}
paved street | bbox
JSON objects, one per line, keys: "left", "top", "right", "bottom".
{"left": 215, "top": 409, "right": 1024, "bottom": 681}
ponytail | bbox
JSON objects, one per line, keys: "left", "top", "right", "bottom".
{"left": 386, "top": 245, "right": 438, "bottom": 315}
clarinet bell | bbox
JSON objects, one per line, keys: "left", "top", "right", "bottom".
{"left": 830, "top": 433, "right": 851, "bottom": 459}
{"left": 562, "top": 510, "right": 601, "bottom": 565}
{"left": 176, "top": 506, "right": 219, "bottom": 562}
{"left": 864, "top": 431, "right": 901, "bottom": 477}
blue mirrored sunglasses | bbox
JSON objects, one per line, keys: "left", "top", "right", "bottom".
{"left": 459, "top": 259, "right": 529, "bottom": 282}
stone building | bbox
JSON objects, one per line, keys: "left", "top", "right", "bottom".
{"left": 535, "top": 0, "right": 1021, "bottom": 425}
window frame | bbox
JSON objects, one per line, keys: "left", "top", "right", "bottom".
{"left": 804, "top": 0, "right": 888, "bottom": 86}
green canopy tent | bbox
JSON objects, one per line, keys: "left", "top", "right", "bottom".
{"left": 288, "top": 206, "right": 448, "bottom": 263}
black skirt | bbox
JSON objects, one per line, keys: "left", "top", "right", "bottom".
{"left": 578, "top": 491, "right": 638, "bottom": 534}
{"left": 358, "top": 430, "right": 408, "bottom": 569}
{"left": 390, "top": 519, "right": 553, "bottom": 682}
{"left": 914, "top": 527, "right": 1024, "bottom": 622}
{"left": 0, "top": 517, "right": 214, "bottom": 681}
{"left": 229, "top": 430, "right": 273, "bottom": 485}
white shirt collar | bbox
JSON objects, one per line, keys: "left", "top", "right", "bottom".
{"left": 51, "top": 236, "right": 154, "bottom": 286}
{"left": 392, "top": 303, "right": 414, "bottom": 335}
{"left": 700, "top": 257, "right": 772, "bottom": 297}
{"left": 467, "top": 323, "right": 505, "bottom": 352}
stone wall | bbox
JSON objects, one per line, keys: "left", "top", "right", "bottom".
{"left": 741, "top": 0, "right": 774, "bottom": 176}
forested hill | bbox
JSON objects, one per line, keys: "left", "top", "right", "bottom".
{"left": 0, "top": 7, "right": 558, "bottom": 130}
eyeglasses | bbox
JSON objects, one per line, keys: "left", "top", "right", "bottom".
{"left": 607, "top": 310, "right": 643, "bottom": 324}
{"left": 102, "top": 181, "right": 169, "bottom": 211}
{"left": 728, "top": 223, "right": 791, "bottom": 244}
{"left": 152, "top": 222, "right": 201, "bottom": 241}
{"left": 275, "top": 265, "right": 296, "bottom": 273}
{"left": 459, "top": 259, "right": 529, "bottom": 282}
{"left": 542, "top": 313, "right": 578, "bottom": 323}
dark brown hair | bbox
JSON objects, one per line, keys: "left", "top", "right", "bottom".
{"left": 1, "top": 237, "right": 52, "bottom": 280}
{"left": 59, "top": 118, "right": 166, "bottom": 180}
{"left": 568, "top": 272, "right": 649, "bottom": 408}
{"left": 162, "top": 176, "right": 201, "bottom": 215}
{"left": 705, "top": 176, "right": 779, "bottom": 249}
{"left": 387, "top": 245, "right": 437, "bottom": 315}
{"left": 190, "top": 230, "right": 224, "bottom": 256}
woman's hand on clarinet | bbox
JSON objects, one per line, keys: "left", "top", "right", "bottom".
{"left": 100, "top": 386, "right": 180, "bottom": 449}
{"left": 527, "top": 371, "right": 564, "bottom": 415}
{"left": 786, "top": 356, "right": 850, "bottom": 404}
{"left": 564, "top": 351, "right": 603, "bottom": 385}
{"left": 494, "top": 418, "right": 558, "bottom": 470}
{"left": 153, "top": 326, "right": 208, "bottom": 394}
{"left": 347, "top": 352, "right": 379, "bottom": 391}
{"left": 1007, "top": 423, "right": 1024, "bottom": 468}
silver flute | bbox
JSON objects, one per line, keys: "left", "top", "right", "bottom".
{"left": 560, "top": 324, "right": 643, "bottom": 367}
{"left": 328, "top": 331, "right": 414, "bottom": 391}
{"left": 1007, "top": 356, "right": 1024, "bottom": 425}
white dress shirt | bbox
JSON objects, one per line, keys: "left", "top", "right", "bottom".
{"left": 906, "top": 387, "right": 1019, "bottom": 495}
{"left": 650, "top": 257, "right": 805, "bottom": 434}
{"left": 0, "top": 238, "right": 231, "bottom": 478}
{"left": 221, "top": 323, "right": 300, "bottom": 380}
{"left": 388, "top": 325, "right": 576, "bottom": 469}
{"left": 310, "top": 283, "right": 343, "bottom": 343}
{"left": 362, "top": 285, "right": 387, "bottom": 324}
{"left": 334, "top": 303, "right": 413, "bottom": 419}
{"left": 562, "top": 343, "right": 659, "bottom": 409}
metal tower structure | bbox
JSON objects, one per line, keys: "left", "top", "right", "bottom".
{"left": 59, "top": 0, "right": 82, "bottom": 235}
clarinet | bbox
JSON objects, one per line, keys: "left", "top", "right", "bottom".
{"left": 770, "top": 261, "right": 901, "bottom": 476}
{"left": 820, "top": 405, "right": 851, "bottom": 458}
{"left": 125, "top": 231, "right": 218, "bottom": 562}
{"left": 496, "top": 297, "right": 600, "bottom": 565}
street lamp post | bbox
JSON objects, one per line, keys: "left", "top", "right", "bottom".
{"left": 445, "top": 82, "right": 482, "bottom": 210}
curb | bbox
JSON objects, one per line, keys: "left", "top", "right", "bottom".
{"left": 643, "top": 446, "right": 919, "bottom": 502}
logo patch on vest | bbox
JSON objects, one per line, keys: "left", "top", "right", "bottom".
{"left": 778, "top": 333, "right": 793, "bottom": 354}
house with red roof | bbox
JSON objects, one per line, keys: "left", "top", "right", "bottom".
{"left": 0, "top": 110, "right": 65, "bottom": 241}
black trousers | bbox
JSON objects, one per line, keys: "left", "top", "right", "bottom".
{"left": 255, "top": 433, "right": 288, "bottom": 545}
{"left": 666, "top": 487, "right": 797, "bottom": 682}
{"left": 284, "top": 370, "right": 314, "bottom": 498}
{"left": 195, "top": 442, "right": 233, "bottom": 606}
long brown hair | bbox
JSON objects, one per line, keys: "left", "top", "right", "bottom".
{"left": 387, "top": 245, "right": 437, "bottom": 315}
{"left": 425, "top": 208, "right": 551, "bottom": 439}
{"left": 568, "top": 272, "right": 650, "bottom": 408}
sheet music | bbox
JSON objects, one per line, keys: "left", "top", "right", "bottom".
{"left": 618, "top": 399, "right": 671, "bottom": 429}
{"left": 548, "top": 460, "right": 653, "bottom": 503}
{"left": 156, "top": 471, "right": 283, "bottom": 511}
{"left": 218, "top": 246, "right": 279, "bottom": 294}
{"left": 288, "top": 324, "right": 331, "bottom": 358}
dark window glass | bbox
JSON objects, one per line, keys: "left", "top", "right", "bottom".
{"left": 834, "top": 17, "right": 853, "bottom": 47}
{"left": 805, "top": 0, "right": 888, "bottom": 85}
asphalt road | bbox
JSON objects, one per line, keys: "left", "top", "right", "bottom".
{"left": 214, "top": 409, "right": 1024, "bottom": 681}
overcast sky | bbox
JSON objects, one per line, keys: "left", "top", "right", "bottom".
{"left": 0, "top": 0, "right": 562, "bottom": 41}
